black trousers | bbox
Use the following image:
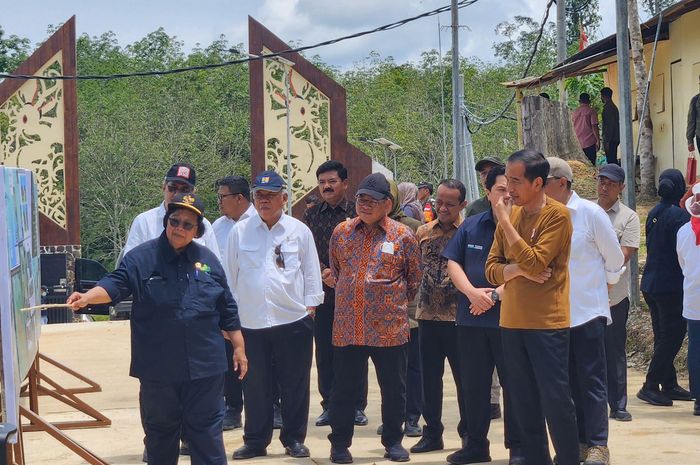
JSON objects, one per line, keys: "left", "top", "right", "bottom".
{"left": 241, "top": 316, "right": 313, "bottom": 449}
{"left": 314, "top": 299, "right": 368, "bottom": 411}
{"left": 419, "top": 320, "right": 466, "bottom": 440}
{"left": 406, "top": 327, "right": 423, "bottom": 422}
{"left": 583, "top": 144, "right": 598, "bottom": 166}
{"left": 459, "top": 325, "right": 521, "bottom": 451}
{"left": 502, "top": 328, "right": 579, "bottom": 465}
{"left": 605, "top": 298, "right": 630, "bottom": 411}
{"left": 329, "top": 344, "right": 408, "bottom": 448}
{"left": 570, "top": 317, "right": 608, "bottom": 446}
{"left": 224, "top": 340, "right": 243, "bottom": 413}
{"left": 604, "top": 141, "right": 620, "bottom": 165}
{"left": 141, "top": 374, "right": 226, "bottom": 465}
{"left": 643, "top": 292, "right": 687, "bottom": 390}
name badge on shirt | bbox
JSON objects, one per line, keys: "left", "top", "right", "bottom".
{"left": 381, "top": 241, "right": 395, "bottom": 255}
{"left": 467, "top": 243, "right": 483, "bottom": 250}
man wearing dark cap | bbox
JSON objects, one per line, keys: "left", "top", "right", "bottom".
{"left": 212, "top": 176, "right": 259, "bottom": 431}
{"left": 123, "top": 163, "right": 221, "bottom": 260}
{"left": 225, "top": 170, "right": 324, "bottom": 460}
{"left": 464, "top": 157, "right": 506, "bottom": 218}
{"left": 417, "top": 182, "right": 436, "bottom": 222}
{"left": 327, "top": 172, "right": 422, "bottom": 464}
{"left": 597, "top": 164, "right": 640, "bottom": 422}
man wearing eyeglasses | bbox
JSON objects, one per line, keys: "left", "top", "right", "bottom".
{"left": 327, "top": 172, "right": 422, "bottom": 464}
{"left": 225, "top": 170, "right": 324, "bottom": 460}
{"left": 123, "top": 163, "right": 221, "bottom": 261}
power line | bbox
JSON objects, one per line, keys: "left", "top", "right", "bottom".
{"left": 0, "top": 0, "right": 480, "bottom": 81}
{"left": 464, "top": 0, "right": 556, "bottom": 131}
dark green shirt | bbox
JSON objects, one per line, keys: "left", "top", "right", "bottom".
{"left": 464, "top": 195, "right": 490, "bottom": 218}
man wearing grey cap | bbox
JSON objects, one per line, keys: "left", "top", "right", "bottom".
{"left": 596, "top": 164, "right": 640, "bottom": 422}
{"left": 545, "top": 157, "right": 624, "bottom": 465}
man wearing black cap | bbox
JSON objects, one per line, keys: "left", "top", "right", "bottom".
{"left": 226, "top": 170, "right": 324, "bottom": 460}
{"left": 212, "top": 176, "right": 259, "bottom": 431}
{"left": 596, "top": 164, "right": 640, "bottom": 422}
{"left": 123, "top": 163, "right": 221, "bottom": 260}
{"left": 417, "top": 182, "right": 436, "bottom": 222}
{"left": 327, "top": 172, "right": 422, "bottom": 463}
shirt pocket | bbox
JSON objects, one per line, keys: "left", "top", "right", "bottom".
{"left": 140, "top": 275, "right": 181, "bottom": 318}
{"left": 370, "top": 251, "right": 400, "bottom": 283}
{"left": 280, "top": 240, "right": 301, "bottom": 271}
{"left": 192, "top": 272, "right": 223, "bottom": 316}
{"left": 238, "top": 243, "right": 262, "bottom": 269}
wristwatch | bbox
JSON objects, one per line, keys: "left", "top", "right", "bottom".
{"left": 491, "top": 290, "right": 500, "bottom": 303}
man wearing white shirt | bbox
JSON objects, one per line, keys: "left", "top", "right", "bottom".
{"left": 545, "top": 158, "right": 624, "bottom": 465}
{"left": 226, "top": 170, "right": 324, "bottom": 460}
{"left": 212, "top": 175, "right": 258, "bottom": 431}
{"left": 123, "top": 163, "right": 221, "bottom": 261}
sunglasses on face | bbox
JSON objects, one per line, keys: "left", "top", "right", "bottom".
{"left": 166, "top": 183, "right": 194, "bottom": 194}
{"left": 274, "top": 244, "right": 285, "bottom": 269}
{"left": 355, "top": 195, "right": 383, "bottom": 208}
{"left": 168, "top": 217, "right": 196, "bottom": 231}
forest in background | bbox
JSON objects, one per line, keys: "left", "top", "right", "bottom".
{"left": 0, "top": 0, "right": 675, "bottom": 267}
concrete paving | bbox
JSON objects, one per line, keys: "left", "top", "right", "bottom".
{"left": 22, "top": 321, "right": 699, "bottom": 464}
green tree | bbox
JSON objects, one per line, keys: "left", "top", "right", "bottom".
{"left": 0, "top": 26, "right": 30, "bottom": 73}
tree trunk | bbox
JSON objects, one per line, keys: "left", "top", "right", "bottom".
{"left": 628, "top": 0, "right": 656, "bottom": 198}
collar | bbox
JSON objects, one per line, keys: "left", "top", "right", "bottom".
{"left": 250, "top": 211, "right": 288, "bottom": 231}
{"left": 353, "top": 215, "right": 389, "bottom": 232}
{"left": 482, "top": 207, "right": 496, "bottom": 225}
{"left": 319, "top": 198, "right": 351, "bottom": 213}
{"left": 157, "top": 231, "right": 197, "bottom": 263}
{"left": 426, "top": 217, "right": 462, "bottom": 232}
{"left": 566, "top": 191, "right": 581, "bottom": 211}
{"left": 239, "top": 203, "right": 257, "bottom": 222}
{"left": 606, "top": 199, "right": 621, "bottom": 213}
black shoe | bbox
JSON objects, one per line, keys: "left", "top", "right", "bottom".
{"left": 223, "top": 408, "right": 243, "bottom": 430}
{"left": 508, "top": 449, "right": 526, "bottom": 465}
{"left": 330, "top": 446, "right": 353, "bottom": 464}
{"left": 490, "top": 403, "right": 502, "bottom": 420}
{"left": 410, "top": 436, "right": 444, "bottom": 453}
{"left": 610, "top": 409, "right": 632, "bottom": 421}
{"left": 637, "top": 385, "right": 673, "bottom": 406}
{"left": 354, "top": 409, "right": 368, "bottom": 426}
{"left": 376, "top": 424, "right": 383, "bottom": 435}
{"left": 694, "top": 401, "right": 700, "bottom": 416}
{"left": 233, "top": 445, "right": 267, "bottom": 460}
{"left": 663, "top": 385, "right": 694, "bottom": 401}
{"left": 446, "top": 447, "right": 492, "bottom": 465}
{"left": 179, "top": 441, "right": 189, "bottom": 456}
{"left": 142, "top": 447, "right": 148, "bottom": 463}
{"left": 384, "top": 444, "right": 410, "bottom": 462}
{"left": 273, "top": 404, "right": 283, "bottom": 429}
{"left": 285, "top": 441, "right": 310, "bottom": 458}
{"left": 316, "top": 409, "right": 330, "bottom": 426}
{"left": 404, "top": 419, "right": 422, "bottom": 437}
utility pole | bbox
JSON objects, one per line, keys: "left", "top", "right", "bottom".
{"left": 556, "top": 0, "right": 567, "bottom": 102}
{"left": 451, "top": 0, "right": 462, "bottom": 179}
{"left": 615, "top": 0, "right": 640, "bottom": 307}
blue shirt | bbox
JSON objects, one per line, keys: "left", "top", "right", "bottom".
{"left": 442, "top": 209, "right": 501, "bottom": 328}
{"left": 640, "top": 200, "right": 690, "bottom": 295}
{"left": 98, "top": 232, "right": 241, "bottom": 382}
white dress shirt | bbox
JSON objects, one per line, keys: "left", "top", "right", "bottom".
{"left": 212, "top": 203, "right": 257, "bottom": 259}
{"left": 677, "top": 222, "right": 700, "bottom": 320}
{"left": 567, "top": 191, "right": 625, "bottom": 327}
{"left": 122, "top": 202, "right": 221, "bottom": 261}
{"left": 225, "top": 212, "right": 324, "bottom": 329}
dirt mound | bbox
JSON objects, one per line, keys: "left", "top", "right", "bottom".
{"left": 568, "top": 160, "right": 599, "bottom": 200}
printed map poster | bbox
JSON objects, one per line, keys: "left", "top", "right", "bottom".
{"left": 0, "top": 167, "right": 41, "bottom": 432}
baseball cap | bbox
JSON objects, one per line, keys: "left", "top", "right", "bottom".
{"left": 165, "top": 163, "right": 196, "bottom": 187}
{"left": 357, "top": 173, "right": 391, "bottom": 200}
{"left": 546, "top": 157, "right": 573, "bottom": 182}
{"left": 167, "top": 192, "right": 205, "bottom": 218}
{"left": 598, "top": 164, "right": 625, "bottom": 183}
{"left": 475, "top": 156, "right": 505, "bottom": 172}
{"left": 417, "top": 182, "right": 434, "bottom": 194}
{"left": 253, "top": 170, "right": 286, "bottom": 192}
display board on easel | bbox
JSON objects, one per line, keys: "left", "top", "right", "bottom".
{"left": 0, "top": 167, "right": 42, "bottom": 438}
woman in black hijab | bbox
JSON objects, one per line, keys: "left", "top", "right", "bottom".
{"left": 638, "top": 169, "right": 693, "bottom": 407}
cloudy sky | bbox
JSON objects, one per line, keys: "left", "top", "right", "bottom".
{"left": 3, "top": 0, "right": 640, "bottom": 70}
